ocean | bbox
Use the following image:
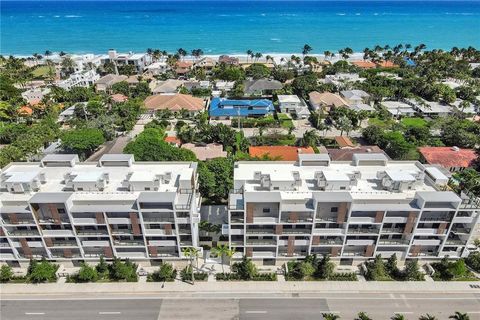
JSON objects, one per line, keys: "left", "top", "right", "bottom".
{"left": 1, "top": 1, "right": 480, "bottom": 55}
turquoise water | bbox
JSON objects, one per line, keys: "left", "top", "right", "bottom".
{"left": 1, "top": 1, "right": 480, "bottom": 55}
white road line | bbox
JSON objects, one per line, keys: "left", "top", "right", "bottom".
{"left": 245, "top": 311, "right": 267, "bottom": 314}
{"left": 25, "top": 312, "right": 45, "bottom": 315}
{"left": 98, "top": 311, "right": 121, "bottom": 315}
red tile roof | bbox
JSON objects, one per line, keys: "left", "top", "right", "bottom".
{"left": 335, "top": 136, "right": 355, "bottom": 148}
{"left": 327, "top": 146, "right": 389, "bottom": 161}
{"left": 164, "top": 136, "right": 181, "bottom": 145}
{"left": 418, "top": 147, "right": 477, "bottom": 169}
{"left": 111, "top": 93, "right": 128, "bottom": 103}
{"left": 249, "top": 146, "right": 314, "bottom": 161}
{"left": 17, "top": 106, "right": 33, "bottom": 116}
{"left": 351, "top": 60, "right": 376, "bottom": 69}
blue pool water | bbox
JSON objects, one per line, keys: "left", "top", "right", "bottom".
{"left": 1, "top": 1, "right": 479, "bottom": 55}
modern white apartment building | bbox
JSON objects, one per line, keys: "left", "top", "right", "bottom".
{"left": 100, "top": 50, "right": 152, "bottom": 74}
{"left": 0, "top": 154, "right": 201, "bottom": 267}
{"left": 57, "top": 69, "right": 100, "bottom": 90}
{"left": 228, "top": 154, "right": 480, "bottom": 265}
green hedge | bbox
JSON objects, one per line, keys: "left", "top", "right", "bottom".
{"left": 328, "top": 272, "right": 358, "bottom": 281}
{"left": 216, "top": 272, "right": 277, "bottom": 281}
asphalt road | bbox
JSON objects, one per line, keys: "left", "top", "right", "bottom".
{"left": 2, "top": 293, "right": 480, "bottom": 320}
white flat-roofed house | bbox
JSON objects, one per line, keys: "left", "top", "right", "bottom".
{"left": 145, "top": 61, "right": 169, "bottom": 76}
{"left": 0, "top": 154, "right": 201, "bottom": 266}
{"left": 382, "top": 101, "right": 416, "bottom": 118}
{"left": 57, "top": 69, "right": 100, "bottom": 90}
{"left": 406, "top": 98, "right": 453, "bottom": 117}
{"left": 278, "top": 95, "right": 310, "bottom": 119}
{"left": 341, "top": 90, "right": 371, "bottom": 105}
{"left": 324, "top": 73, "right": 366, "bottom": 87}
{"left": 228, "top": 153, "right": 479, "bottom": 265}
{"left": 100, "top": 50, "right": 152, "bottom": 74}
{"left": 450, "top": 99, "right": 478, "bottom": 116}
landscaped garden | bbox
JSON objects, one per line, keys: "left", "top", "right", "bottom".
{"left": 430, "top": 257, "right": 478, "bottom": 281}
{"left": 216, "top": 257, "right": 277, "bottom": 281}
{"left": 285, "top": 254, "right": 357, "bottom": 281}
{"left": 363, "top": 254, "right": 424, "bottom": 281}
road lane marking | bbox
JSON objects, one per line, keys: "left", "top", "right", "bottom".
{"left": 98, "top": 311, "right": 121, "bottom": 315}
{"left": 25, "top": 312, "right": 45, "bottom": 315}
{"left": 245, "top": 311, "right": 267, "bottom": 314}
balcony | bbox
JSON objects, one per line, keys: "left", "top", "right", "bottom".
{"left": 378, "top": 239, "right": 410, "bottom": 245}
{"left": 116, "top": 251, "right": 148, "bottom": 259}
{"left": 42, "top": 229, "right": 75, "bottom": 237}
{"left": 314, "top": 239, "right": 343, "bottom": 246}
{"left": 50, "top": 241, "right": 78, "bottom": 247}
{"left": 144, "top": 229, "right": 175, "bottom": 236}
{"left": 383, "top": 216, "right": 408, "bottom": 224}
{"left": 72, "top": 218, "right": 99, "bottom": 225}
{"left": 452, "top": 216, "right": 475, "bottom": 224}
{"left": 381, "top": 227, "right": 404, "bottom": 234}
{"left": 412, "top": 239, "right": 441, "bottom": 246}
{"left": 142, "top": 217, "right": 175, "bottom": 223}
{"left": 349, "top": 217, "right": 376, "bottom": 224}
{"left": 7, "top": 229, "right": 40, "bottom": 237}
{"left": 246, "top": 239, "right": 277, "bottom": 246}
{"left": 76, "top": 229, "right": 109, "bottom": 236}
{"left": 246, "top": 228, "right": 275, "bottom": 235}
{"left": 347, "top": 228, "right": 379, "bottom": 235}
{"left": 2, "top": 218, "right": 36, "bottom": 225}
{"left": 315, "top": 216, "right": 338, "bottom": 223}
{"left": 251, "top": 251, "right": 276, "bottom": 258}
{"left": 278, "top": 251, "right": 307, "bottom": 257}
{"left": 148, "top": 240, "right": 176, "bottom": 247}
{"left": 282, "top": 228, "right": 311, "bottom": 235}
{"left": 450, "top": 228, "right": 471, "bottom": 234}
{"left": 177, "top": 228, "right": 191, "bottom": 235}
{"left": 82, "top": 240, "right": 110, "bottom": 247}
{"left": 252, "top": 217, "right": 278, "bottom": 224}
{"left": 113, "top": 240, "right": 145, "bottom": 247}
{"left": 415, "top": 228, "right": 446, "bottom": 236}
{"left": 313, "top": 228, "right": 345, "bottom": 235}
{"left": 110, "top": 229, "right": 134, "bottom": 236}
{"left": 444, "top": 239, "right": 467, "bottom": 246}
{"left": 230, "top": 228, "right": 244, "bottom": 235}
{"left": 346, "top": 239, "right": 375, "bottom": 246}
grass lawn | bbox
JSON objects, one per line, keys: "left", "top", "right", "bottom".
{"left": 32, "top": 65, "right": 54, "bottom": 79}
{"left": 368, "top": 117, "right": 395, "bottom": 128}
{"left": 401, "top": 117, "right": 428, "bottom": 128}
{"left": 277, "top": 114, "right": 294, "bottom": 129}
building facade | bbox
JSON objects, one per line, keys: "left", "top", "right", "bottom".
{"left": 228, "top": 154, "right": 480, "bottom": 266}
{"left": 0, "top": 154, "right": 201, "bottom": 267}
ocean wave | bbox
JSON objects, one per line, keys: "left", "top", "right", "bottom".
{"left": 218, "top": 14, "right": 230, "bottom": 17}
{"left": 270, "top": 38, "right": 281, "bottom": 42}
{"left": 38, "top": 15, "right": 44, "bottom": 18}
{"left": 65, "top": 15, "right": 82, "bottom": 18}
{"left": 355, "top": 13, "right": 361, "bottom": 16}
{"left": 260, "top": 13, "right": 266, "bottom": 16}
{"left": 373, "top": 13, "right": 379, "bottom": 16}
{"left": 53, "top": 15, "right": 60, "bottom": 18}
{"left": 336, "top": 13, "right": 346, "bottom": 16}
{"left": 445, "top": 12, "right": 474, "bottom": 16}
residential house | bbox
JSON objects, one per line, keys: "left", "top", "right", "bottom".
{"left": 340, "top": 90, "right": 370, "bottom": 105}
{"left": 308, "top": 91, "right": 349, "bottom": 113}
{"left": 218, "top": 55, "right": 239, "bottom": 65}
{"left": 381, "top": 101, "right": 416, "bottom": 118}
{"left": 175, "top": 61, "right": 193, "bottom": 76}
{"left": 194, "top": 57, "right": 216, "bottom": 74}
{"left": 209, "top": 98, "right": 275, "bottom": 119}
{"left": 418, "top": 147, "right": 478, "bottom": 172}
{"left": 57, "top": 69, "right": 100, "bottom": 90}
{"left": 324, "top": 73, "right": 366, "bottom": 87}
{"left": 144, "top": 93, "right": 205, "bottom": 115}
{"left": 21, "top": 88, "right": 51, "bottom": 105}
{"left": 450, "top": 99, "right": 478, "bottom": 116}
{"left": 327, "top": 146, "right": 389, "bottom": 161}
{"left": 152, "top": 79, "right": 184, "bottom": 94}
{"left": 100, "top": 50, "right": 152, "bottom": 73}
{"left": 334, "top": 136, "right": 356, "bottom": 148}
{"left": 277, "top": 95, "right": 310, "bottom": 119}
{"left": 145, "top": 61, "right": 169, "bottom": 76}
{"left": 95, "top": 74, "right": 128, "bottom": 93}
{"left": 406, "top": 99, "right": 453, "bottom": 117}
{"left": 110, "top": 93, "right": 128, "bottom": 103}
{"left": 244, "top": 79, "right": 283, "bottom": 96}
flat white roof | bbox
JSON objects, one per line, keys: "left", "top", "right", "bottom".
{"left": 278, "top": 95, "right": 301, "bottom": 103}
{"left": 385, "top": 169, "right": 416, "bottom": 182}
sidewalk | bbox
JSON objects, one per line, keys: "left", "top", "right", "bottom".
{"left": 2, "top": 280, "right": 479, "bottom": 296}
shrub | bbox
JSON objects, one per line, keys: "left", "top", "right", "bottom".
{"left": 216, "top": 272, "right": 276, "bottom": 281}
{"left": 328, "top": 272, "right": 358, "bottom": 281}
{"left": 27, "top": 259, "right": 59, "bottom": 283}
{"left": 232, "top": 256, "right": 258, "bottom": 280}
{"left": 431, "top": 257, "right": 476, "bottom": 281}
{"left": 364, "top": 255, "right": 392, "bottom": 281}
{"left": 68, "top": 263, "right": 98, "bottom": 283}
{"left": 95, "top": 256, "right": 109, "bottom": 277}
{"left": 0, "top": 264, "right": 13, "bottom": 283}
{"left": 465, "top": 252, "right": 480, "bottom": 272}
{"left": 180, "top": 266, "right": 208, "bottom": 281}
{"left": 108, "top": 258, "right": 138, "bottom": 282}
{"left": 148, "top": 262, "right": 177, "bottom": 282}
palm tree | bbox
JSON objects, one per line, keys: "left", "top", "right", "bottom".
{"left": 355, "top": 312, "right": 373, "bottom": 320}
{"left": 419, "top": 315, "right": 437, "bottom": 320}
{"left": 59, "top": 51, "right": 67, "bottom": 57}
{"left": 254, "top": 52, "right": 262, "bottom": 62}
{"left": 44, "top": 50, "right": 52, "bottom": 58}
{"left": 302, "top": 44, "right": 312, "bottom": 58}
{"left": 181, "top": 247, "right": 199, "bottom": 284}
{"left": 449, "top": 312, "right": 470, "bottom": 320}
{"left": 177, "top": 48, "right": 187, "bottom": 61}
{"left": 211, "top": 244, "right": 234, "bottom": 273}
{"left": 391, "top": 314, "right": 406, "bottom": 320}
{"left": 300, "top": 130, "right": 320, "bottom": 147}
{"left": 246, "top": 49, "right": 253, "bottom": 63}
{"left": 322, "top": 313, "right": 340, "bottom": 320}
{"left": 265, "top": 55, "right": 273, "bottom": 63}
{"left": 324, "top": 51, "right": 332, "bottom": 61}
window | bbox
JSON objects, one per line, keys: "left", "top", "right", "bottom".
{"left": 331, "top": 207, "right": 338, "bottom": 213}
{"left": 57, "top": 208, "right": 65, "bottom": 214}
{"left": 145, "top": 187, "right": 151, "bottom": 191}
{"left": 262, "top": 208, "right": 271, "bottom": 213}
{"left": 340, "top": 186, "right": 346, "bottom": 190}
{"left": 273, "top": 187, "right": 279, "bottom": 190}
{"left": 77, "top": 187, "right": 83, "bottom": 191}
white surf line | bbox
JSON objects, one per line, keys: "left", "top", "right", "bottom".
{"left": 25, "top": 312, "right": 45, "bottom": 315}
{"left": 245, "top": 311, "right": 267, "bottom": 314}
{"left": 98, "top": 311, "right": 121, "bottom": 315}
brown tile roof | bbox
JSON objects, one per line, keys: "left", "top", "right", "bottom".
{"left": 351, "top": 60, "right": 377, "bottom": 69}
{"left": 17, "top": 106, "right": 33, "bottom": 116}
{"left": 335, "top": 136, "right": 355, "bottom": 148}
{"left": 181, "top": 143, "right": 227, "bottom": 161}
{"left": 111, "top": 93, "right": 128, "bottom": 103}
{"left": 144, "top": 94, "right": 205, "bottom": 112}
{"left": 309, "top": 91, "right": 349, "bottom": 108}
{"left": 377, "top": 61, "right": 399, "bottom": 68}
{"left": 327, "top": 146, "right": 389, "bottom": 161}
{"left": 418, "top": 147, "right": 477, "bottom": 169}
{"left": 249, "top": 146, "right": 314, "bottom": 161}
{"left": 164, "top": 136, "right": 181, "bottom": 145}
